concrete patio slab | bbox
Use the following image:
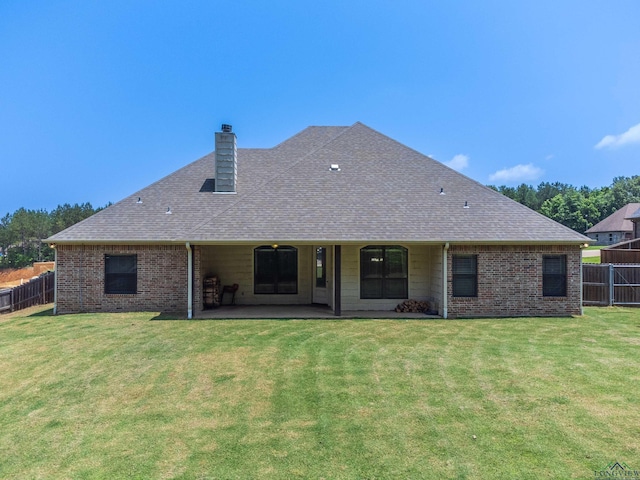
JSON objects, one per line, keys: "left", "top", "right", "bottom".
{"left": 194, "top": 304, "right": 440, "bottom": 320}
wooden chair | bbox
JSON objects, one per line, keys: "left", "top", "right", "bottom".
{"left": 220, "top": 283, "right": 239, "bottom": 305}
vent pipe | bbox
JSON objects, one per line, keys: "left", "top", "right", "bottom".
{"left": 215, "top": 124, "right": 237, "bottom": 193}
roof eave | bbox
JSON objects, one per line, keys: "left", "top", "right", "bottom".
{"left": 45, "top": 238, "right": 591, "bottom": 246}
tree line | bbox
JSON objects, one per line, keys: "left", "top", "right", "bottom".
{"left": 0, "top": 203, "right": 107, "bottom": 269}
{"left": 488, "top": 175, "right": 640, "bottom": 233}
{"left": 1, "top": 175, "right": 639, "bottom": 269}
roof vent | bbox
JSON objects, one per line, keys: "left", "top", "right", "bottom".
{"left": 166, "top": 207, "right": 172, "bottom": 214}
{"left": 464, "top": 201, "right": 470, "bottom": 209}
{"left": 136, "top": 197, "right": 142, "bottom": 203}
{"left": 330, "top": 164, "right": 341, "bottom": 171}
{"left": 439, "top": 188, "right": 445, "bottom": 195}
{"left": 221, "top": 124, "right": 232, "bottom": 133}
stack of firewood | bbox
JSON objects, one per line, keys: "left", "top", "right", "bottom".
{"left": 395, "top": 299, "right": 431, "bottom": 313}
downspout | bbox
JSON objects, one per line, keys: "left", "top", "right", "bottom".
{"left": 443, "top": 242, "right": 449, "bottom": 319}
{"left": 579, "top": 245, "right": 584, "bottom": 315}
{"left": 79, "top": 247, "right": 83, "bottom": 311}
{"left": 186, "top": 242, "right": 193, "bottom": 319}
{"left": 53, "top": 245, "right": 58, "bottom": 315}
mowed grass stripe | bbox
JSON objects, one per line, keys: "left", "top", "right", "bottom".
{"left": 0, "top": 308, "right": 639, "bottom": 479}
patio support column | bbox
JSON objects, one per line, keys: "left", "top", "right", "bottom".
{"left": 186, "top": 242, "right": 193, "bottom": 319}
{"left": 334, "top": 245, "right": 341, "bottom": 316}
{"left": 443, "top": 242, "right": 449, "bottom": 319}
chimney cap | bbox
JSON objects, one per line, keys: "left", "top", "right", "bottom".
{"left": 221, "top": 124, "right": 232, "bottom": 133}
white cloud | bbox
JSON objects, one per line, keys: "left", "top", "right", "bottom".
{"left": 595, "top": 122, "right": 640, "bottom": 149}
{"left": 489, "top": 163, "right": 544, "bottom": 183}
{"left": 444, "top": 154, "right": 469, "bottom": 171}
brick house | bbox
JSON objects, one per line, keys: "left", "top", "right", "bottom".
{"left": 599, "top": 206, "right": 640, "bottom": 264}
{"left": 47, "top": 122, "right": 589, "bottom": 318}
{"left": 584, "top": 203, "right": 640, "bottom": 245}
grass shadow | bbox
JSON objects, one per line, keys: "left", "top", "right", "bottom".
{"left": 150, "top": 312, "right": 189, "bottom": 321}
{"left": 28, "top": 307, "right": 55, "bottom": 317}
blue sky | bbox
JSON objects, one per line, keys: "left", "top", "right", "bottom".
{"left": 1, "top": 1, "right": 639, "bottom": 214}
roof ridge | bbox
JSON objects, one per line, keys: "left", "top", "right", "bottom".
{"left": 187, "top": 123, "right": 360, "bottom": 236}
{"left": 353, "top": 124, "right": 591, "bottom": 237}
{"left": 271, "top": 125, "right": 349, "bottom": 149}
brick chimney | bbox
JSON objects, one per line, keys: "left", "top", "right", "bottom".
{"left": 214, "top": 124, "right": 237, "bottom": 192}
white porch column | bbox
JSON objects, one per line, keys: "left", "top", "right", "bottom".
{"left": 186, "top": 242, "right": 193, "bottom": 319}
{"left": 443, "top": 242, "right": 449, "bottom": 319}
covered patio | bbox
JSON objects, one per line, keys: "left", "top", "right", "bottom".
{"left": 194, "top": 304, "right": 440, "bottom": 320}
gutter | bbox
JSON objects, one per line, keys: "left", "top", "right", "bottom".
{"left": 186, "top": 242, "right": 193, "bottom": 319}
{"left": 443, "top": 242, "right": 449, "bottom": 319}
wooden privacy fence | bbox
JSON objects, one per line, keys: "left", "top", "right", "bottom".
{"left": 601, "top": 238, "right": 640, "bottom": 264}
{"left": 583, "top": 264, "right": 640, "bottom": 306}
{"left": 0, "top": 271, "right": 55, "bottom": 314}
{"left": 601, "top": 248, "right": 640, "bottom": 264}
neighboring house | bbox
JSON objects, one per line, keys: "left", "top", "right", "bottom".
{"left": 47, "top": 122, "right": 589, "bottom": 318}
{"left": 584, "top": 203, "right": 640, "bottom": 246}
{"left": 629, "top": 206, "right": 640, "bottom": 240}
{"left": 600, "top": 206, "right": 640, "bottom": 264}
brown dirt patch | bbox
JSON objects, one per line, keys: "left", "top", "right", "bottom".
{"left": 0, "top": 262, "right": 54, "bottom": 289}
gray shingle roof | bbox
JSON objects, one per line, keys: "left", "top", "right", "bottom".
{"left": 49, "top": 122, "right": 588, "bottom": 244}
{"left": 584, "top": 203, "right": 640, "bottom": 234}
{"left": 627, "top": 207, "right": 640, "bottom": 221}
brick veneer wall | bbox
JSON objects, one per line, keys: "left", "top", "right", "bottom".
{"left": 447, "top": 245, "right": 582, "bottom": 318}
{"left": 56, "top": 244, "right": 188, "bottom": 314}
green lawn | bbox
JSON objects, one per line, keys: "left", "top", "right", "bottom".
{"left": 582, "top": 255, "right": 601, "bottom": 264}
{"left": 582, "top": 246, "right": 603, "bottom": 264}
{"left": 1, "top": 307, "right": 639, "bottom": 479}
